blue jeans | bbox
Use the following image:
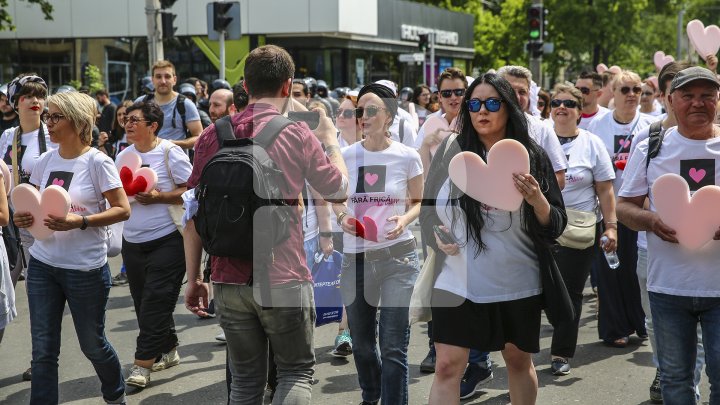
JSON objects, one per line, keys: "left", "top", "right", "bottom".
{"left": 340, "top": 249, "right": 419, "bottom": 405}
{"left": 304, "top": 235, "right": 319, "bottom": 270}
{"left": 650, "top": 291, "right": 719, "bottom": 404}
{"left": 27, "top": 257, "right": 124, "bottom": 405}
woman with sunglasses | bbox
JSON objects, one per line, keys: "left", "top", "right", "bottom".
{"left": 14, "top": 91, "right": 130, "bottom": 405}
{"left": 547, "top": 84, "right": 617, "bottom": 375}
{"left": 422, "top": 73, "right": 566, "bottom": 405}
{"left": 638, "top": 80, "right": 663, "bottom": 117}
{"left": 537, "top": 89, "right": 551, "bottom": 120}
{"left": 587, "top": 70, "right": 653, "bottom": 348}
{"left": 333, "top": 83, "right": 423, "bottom": 405}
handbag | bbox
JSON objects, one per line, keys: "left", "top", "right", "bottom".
{"left": 162, "top": 141, "right": 185, "bottom": 235}
{"left": 311, "top": 250, "right": 343, "bottom": 326}
{"left": 556, "top": 208, "right": 596, "bottom": 249}
{"left": 409, "top": 249, "right": 436, "bottom": 325}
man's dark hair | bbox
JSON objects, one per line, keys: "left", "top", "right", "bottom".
{"left": 292, "top": 79, "right": 309, "bottom": 96}
{"left": 126, "top": 101, "right": 164, "bottom": 135}
{"left": 578, "top": 71, "right": 603, "bottom": 89}
{"left": 601, "top": 71, "right": 616, "bottom": 87}
{"left": 95, "top": 89, "right": 109, "bottom": 97}
{"left": 244, "top": 45, "right": 295, "bottom": 98}
{"left": 658, "top": 61, "right": 694, "bottom": 94}
{"left": 437, "top": 67, "right": 467, "bottom": 90}
{"left": 233, "top": 81, "right": 249, "bottom": 110}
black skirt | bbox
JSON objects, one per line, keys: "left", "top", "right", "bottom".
{"left": 430, "top": 288, "right": 543, "bottom": 354}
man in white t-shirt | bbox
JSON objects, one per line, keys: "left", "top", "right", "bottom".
{"left": 617, "top": 66, "right": 720, "bottom": 404}
{"left": 576, "top": 71, "right": 610, "bottom": 130}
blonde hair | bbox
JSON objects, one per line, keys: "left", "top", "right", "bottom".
{"left": 151, "top": 60, "right": 176, "bottom": 76}
{"left": 47, "top": 92, "right": 97, "bottom": 146}
{"left": 612, "top": 70, "right": 642, "bottom": 90}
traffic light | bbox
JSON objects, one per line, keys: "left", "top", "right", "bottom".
{"left": 528, "top": 4, "right": 543, "bottom": 42}
{"left": 161, "top": 12, "right": 177, "bottom": 39}
{"left": 213, "top": 2, "right": 233, "bottom": 32}
{"left": 418, "top": 34, "right": 429, "bottom": 52}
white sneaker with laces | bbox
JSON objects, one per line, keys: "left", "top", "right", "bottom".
{"left": 151, "top": 348, "right": 180, "bottom": 372}
{"left": 126, "top": 365, "right": 151, "bottom": 388}
{"left": 215, "top": 332, "right": 226, "bottom": 342}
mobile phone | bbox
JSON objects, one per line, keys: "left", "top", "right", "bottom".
{"left": 433, "top": 225, "right": 457, "bottom": 245}
{"left": 288, "top": 111, "right": 320, "bottom": 130}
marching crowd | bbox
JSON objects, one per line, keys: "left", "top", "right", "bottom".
{"left": 1, "top": 43, "right": 720, "bottom": 405}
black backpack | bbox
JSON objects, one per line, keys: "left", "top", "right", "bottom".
{"left": 194, "top": 114, "right": 296, "bottom": 273}
{"left": 645, "top": 120, "right": 667, "bottom": 169}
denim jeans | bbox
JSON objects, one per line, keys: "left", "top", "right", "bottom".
{"left": 215, "top": 281, "right": 316, "bottom": 405}
{"left": 340, "top": 249, "right": 419, "bottom": 405}
{"left": 26, "top": 257, "right": 125, "bottom": 405}
{"left": 303, "top": 235, "right": 319, "bottom": 270}
{"left": 650, "top": 291, "right": 719, "bottom": 404}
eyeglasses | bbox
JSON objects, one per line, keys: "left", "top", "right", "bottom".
{"left": 355, "top": 105, "right": 386, "bottom": 118}
{"left": 537, "top": 101, "right": 546, "bottom": 109}
{"left": 336, "top": 108, "right": 355, "bottom": 119}
{"left": 575, "top": 86, "right": 597, "bottom": 95}
{"left": 123, "top": 116, "right": 151, "bottom": 126}
{"left": 619, "top": 86, "right": 642, "bottom": 95}
{"left": 45, "top": 113, "right": 66, "bottom": 125}
{"left": 641, "top": 91, "right": 655, "bottom": 97}
{"left": 550, "top": 99, "right": 579, "bottom": 109}
{"left": 440, "top": 88, "right": 466, "bottom": 98}
{"left": 466, "top": 98, "right": 502, "bottom": 113}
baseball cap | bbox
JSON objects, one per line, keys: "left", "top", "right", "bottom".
{"left": 669, "top": 66, "right": 720, "bottom": 93}
{"left": 374, "top": 80, "right": 398, "bottom": 96}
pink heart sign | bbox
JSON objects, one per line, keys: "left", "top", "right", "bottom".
{"left": 596, "top": 64, "right": 608, "bottom": 74}
{"left": 652, "top": 173, "right": 720, "bottom": 250}
{"left": 115, "top": 150, "right": 157, "bottom": 202}
{"left": 687, "top": 19, "right": 720, "bottom": 61}
{"left": 448, "top": 139, "right": 530, "bottom": 212}
{"left": 422, "top": 115, "right": 453, "bottom": 155}
{"left": 0, "top": 160, "right": 10, "bottom": 194}
{"left": 653, "top": 51, "right": 675, "bottom": 71}
{"left": 11, "top": 183, "right": 71, "bottom": 240}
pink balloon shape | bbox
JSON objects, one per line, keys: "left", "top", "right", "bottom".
{"left": 0, "top": 160, "right": 10, "bottom": 194}
{"left": 422, "top": 115, "right": 453, "bottom": 155}
{"left": 448, "top": 139, "right": 530, "bottom": 212}
{"left": 596, "top": 64, "right": 608, "bottom": 74}
{"left": 608, "top": 65, "right": 622, "bottom": 74}
{"left": 653, "top": 51, "right": 675, "bottom": 71}
{"left": 115, "top": 150, "right": 158, "bottom": 202}
{"left": 687, "top": 19, "right": 720, "bottom": 61}
{"left": 10, "top": 183, "right": 71, "bottom": 240}
{"left": 652, "top": 173, "right": 720, "bottom": 250}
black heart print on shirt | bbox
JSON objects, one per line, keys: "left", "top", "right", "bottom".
{"left": 356, "top": 165, "right": 386, "bottom": 193}
{"left": 45, "top": 171, "right": 73, "bottom": 192}
{"left": 680, "top": 159, "right": 715, "bottom": 191}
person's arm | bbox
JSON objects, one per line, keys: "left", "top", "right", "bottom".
{"left": 312, "top": 108, "right": 348, "bottom": 179}
{"left": 0, "top": 179, "right": 9, "bottom": 227}
{"left": 311, "top": 186, "right": 333, "bottom": 256}
{"left": 594, "top": 180, "right": 617, "bottom": 252}
{"left": 172, "top": 120, "right": 203, "bottom": 149}
{"left": 555, "top": 170, "right": 566, "bottom": 190}
{"left": 707, "top": 54, "right": 718, "bottom": 73}
{"left": 617, "top": 195, "right": 677, "bottom": 243}
{"left": 135, "top": 184, "right": 187, "bottom": 205}
{"left": 386, "top": 174, "right": 423, "bottom": 240}
{"left": 183, "top": 218, "right": 211, "bottom": 316}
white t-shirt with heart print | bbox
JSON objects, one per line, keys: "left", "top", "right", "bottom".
{"left": 0, "top": 125, "right": 56, "bottom": 185}
{"left": 117, "top": 139, "right": 192, "bottom": 243}
{"left": 619, "top": 127, "right": 720, "bottom": 297}
{"left": 341, "top": 141, "right": 423, "bottom": 254}
{"left": 29, "top": 149, "right": 122, "bottom": 270}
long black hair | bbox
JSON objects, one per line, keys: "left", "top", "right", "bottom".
{"left": 447, "top": 73, "right": 552, "bottom": 255}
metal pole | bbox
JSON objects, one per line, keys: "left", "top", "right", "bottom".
{"left": 677, "top": 6, "right": 685, "bottom": 60}
{"left": 218, "top": 0, "right": 226, "bottom": 81}
{"left": 429, "top": 32, "right": 435, "bottom": 87}
{"left": 423, "top": 52, "right": 427, "bottom": 86}
{"left": 145, "top": 0, "right": 164, "bottom": 65}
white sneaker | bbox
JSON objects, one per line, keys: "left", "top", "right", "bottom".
{"left": 215, "top": 332, "right": 226, "bottom": 342}
{"left": 151, "top": 348, "right": 180, "bottom": 372}
{"left": 126, "top": 365, "right": 151, "bottom": 388}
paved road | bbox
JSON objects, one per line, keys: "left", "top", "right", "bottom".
{"left": 0, "top": 254, "right": 710, "bottom": 404}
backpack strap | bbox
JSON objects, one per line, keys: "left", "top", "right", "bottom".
{"left": 37, "top": 124, "right": 47, "bottom": 154}
{"left": 214, "top": 115, "right": 235, "bottom": 146}
{"left": 254, "top": 115, "right": 294, "bottom": 149}
{"left": 645, "top": 120, "right": 666, "bottom": 169}
{"left": 175, "top": 94, "right": 188, "bottom": 136}
{"left": 399, "top": 118, "right": 405, "bottom": 143}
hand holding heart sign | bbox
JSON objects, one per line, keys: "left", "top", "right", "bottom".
{"left": 115, "top": 151, "right": 157, "bottom": 202}
{"left": 11, "top": 183, "right": 71, "bottom": 240}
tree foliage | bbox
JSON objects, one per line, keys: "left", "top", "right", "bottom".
{"left": 0, "top": 0, "right": 53, "bottom": 31}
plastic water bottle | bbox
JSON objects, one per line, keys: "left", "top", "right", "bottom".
{"left": 600, "top": 236, "right": 620, "bottom": 269}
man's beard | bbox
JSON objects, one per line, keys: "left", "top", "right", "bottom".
{"left": 2, "top": 110, "right": 16, "bottom": 119}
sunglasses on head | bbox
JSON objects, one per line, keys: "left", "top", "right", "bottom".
{"left": 620, "top": 86, "right": 642, "bottom": 95}
{"left": 355, "top": 105, "right": 386, "bottom": 118}
{"left": 550, "top": 99, "right": 579, "bottom": 109}
{"left": 575, "top": 86, "right": 595, "bottom": 95}
{"left": 336, "top": 108, "right": 355, "bottom": 119}
{"left": 440, "top": 88, "right": 466, "bottom": 98}
{"left": 466, "top": 97, "right": 502, "bottom": 113}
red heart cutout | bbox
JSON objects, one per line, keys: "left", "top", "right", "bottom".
{"left": 614, "top": 160, "right": 627, "bottom": 171}
{"left": 348, "top": 218, "right": 366, "bottom": 239}
{"left": 120, "top": 166, "right": 133, "bottom": 188}
{"left": 120, "top": 166, "right": 148, "bottom": 196}
{"left": 362, "top": 216, "right": 379, "bottom": 242}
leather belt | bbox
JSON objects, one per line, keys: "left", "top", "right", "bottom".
{"left": 351, "top": 238, "right": 417, "bottom": 262}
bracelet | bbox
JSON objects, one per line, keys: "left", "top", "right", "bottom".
{"left": 337, "top": 211, "right": 348, "bottom": 226}
{"left": 80, "top": 216, "right": 89, "bottom": 230}
{"left": 319, "top": 231, "right": 333, "bottom": 238}
{"left": 605, "top": 221, "right": 618, "bottom": 226}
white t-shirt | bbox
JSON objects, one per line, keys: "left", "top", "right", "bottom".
{"left": 389, "top": 108, "right": 418, "bottom": 148}
{"left": 619, "top": 128, "right": 720, "bottom": 297}
{"left": 560, "top": 129, "right": 615, "bottom": 218}
{"left": 0, "top": 125, "right": 56, "bottom": 185}
{"left": 527, "top": 113, "right": 568, "bottom": 173}
{"left": 29, "top": 149, "right": 122, "bottom": 270}
{"left": 587, "top": 111, "right": 655, "bottom": 194}
{"left": 302, "top": 182, "right": 319, "bottom": 242}
{"left": 342, "top": 141, "right": 423, "bottom": 253}
{"left": 434, "top": 178, "right": 541, "bottom": 303}
{"left": 578, "top": 106, "right": 610, "bottom": 130}
{"left": 118, "top": 140, "right": 192, "bottom": 243}
{"left": 114, "top": 133, "right": 130, "bottom": 158}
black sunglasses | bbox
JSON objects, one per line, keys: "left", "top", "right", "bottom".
{"left": 575, "top": 86, "right": 595, "bottom": 95}
{"left": 440, "top": 88, "right": 466, "bottom": 98}
{"left": 336, "top": 108, "right": 355, "bottom": 119}
{"left": 355, "top": 105, "right": 386, "bottom": 118}
{"left": 466, "top": 98, "right": 502, "bottom": 113}
{"left": 620, "top": 86, "right": 642, "bottom": 95}
{"left": 550, "top": 99, "right": 579, "bottom": 109}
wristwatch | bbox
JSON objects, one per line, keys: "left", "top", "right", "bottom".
{"left": 80, "top": 216, "right": 89, "bottom": 230}
{"left": 319, "top": 231, "right": 333, "bottom": 238}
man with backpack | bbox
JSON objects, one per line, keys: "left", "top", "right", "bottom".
{"left": 135, "top": 60, "right": 203, "bottom": 150}
{"left": 183, "top": 44, "right": 348, "bottom": 405}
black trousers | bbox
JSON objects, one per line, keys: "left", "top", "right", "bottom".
{"left": 122, "top": 231, "right": 186, "bottom": 360}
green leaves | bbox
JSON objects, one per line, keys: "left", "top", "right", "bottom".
{"left": 0, "top": 0, "right": 54, "bottom": 31}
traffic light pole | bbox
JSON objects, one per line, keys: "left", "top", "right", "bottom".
{"left": 145, "top": 0, "right": 164, "bottom": 64}
{"left": 528, "top": 1, "right": 543, "bottom": 88}
{"left": 429, "top": 32, "right": 435, "bottom": 87}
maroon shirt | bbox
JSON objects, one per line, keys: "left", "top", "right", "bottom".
{"left": 188, "top": 103, "right": 343, "bottom": 285}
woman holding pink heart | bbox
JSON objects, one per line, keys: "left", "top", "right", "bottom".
{"left": 13, "top": 91, "right": 130, "bottom": 405}
{"left": 333, "top": 82, "right": 423, "bottom": 405}
{"left": 420, "top": 73, "right": 567, "bottom": 405}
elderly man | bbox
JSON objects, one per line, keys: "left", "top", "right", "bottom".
{"left": 617, "top": 66, "right": 720, "bottom": 404}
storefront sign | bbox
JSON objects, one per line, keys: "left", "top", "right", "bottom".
{"left": 400, "top": 24, "right": 460, "bottom": 46}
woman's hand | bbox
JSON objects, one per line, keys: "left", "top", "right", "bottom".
{"left": 600, "top": 227, "right": 617, "bottom": 253}
{"left": 513, "top": 173, "right": 548, "bottom": 208}
{"left": 98, "top": 131, "right": 109, "bottom": 147}
{"left": 135, "top": 189, "right": 162, "bottom": 205}
{"left": 45, "top": 213, "right": 83, "bottom": 231}
{"left": 385, "top": 215, "right": 407, "bottom": 240}
{"left": 422, "top": 128, "right": 450, "bottom": 149}
{"left": 13, "top": 211, "right": 34, "bottom": 228}
{"left": 319, "top": 235, "right": 334, "bottom": 256}
{"left": 707, "top": 54, "right": 718, "bottom": 73}
{"left": 340, "top": 215, "right": 360, "bottom": 237}
{"left": 434, "top": 225, "right": 459, "bottom": 256}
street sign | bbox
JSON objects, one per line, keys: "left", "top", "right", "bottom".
{"left": 206, "top": 1, "right": 241, "bottom": 41}
{"left": 398, "top": 53, "right": 424, "bottom": 63}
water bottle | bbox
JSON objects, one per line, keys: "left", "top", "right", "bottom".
{"left": 600, "top": 236, "right": 620, "bottom": 269}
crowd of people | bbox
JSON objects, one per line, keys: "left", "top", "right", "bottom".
{"left": 1, "top": 44, "right": 720, "bottom": 405}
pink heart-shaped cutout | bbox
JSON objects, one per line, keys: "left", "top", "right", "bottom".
{"left": 448, "top": 139, "right": 530, "bottom": 212}
{"left": 0, "top": 160, "right": 10, "bottom": 193}
{"left": 422, "top": 115, "right": 452, "bottom": 155}
{"left": 653, "top": 51, "right": 675, "bottom": 71}
{"left": 652, "top": 173, "right": 720, "bottom": 250}
{"left": 361, "top": 216, "right": 379, "bottom": 242}
{"left": 115, "top": 151, "right": 157, "bottom": 202}
{"left": 596, "top": 63, "right": 608, "bottom": 74}
{"left": 608, "top": 65, "right": 622, "bottom": 74}
{"left": 687, "top": 19, "right": 720, "bottom": 61}
{"left": 11, "top": 183, "right": 71, "bottom": 240}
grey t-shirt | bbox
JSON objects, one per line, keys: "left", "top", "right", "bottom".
{"left": 134, "top": 94, "right": 201, "bottom": 141}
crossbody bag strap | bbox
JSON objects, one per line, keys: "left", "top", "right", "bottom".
{"left": 11, "top": 127, "right": 20, "bottom": 188}
{"left": 162, "top": 140, "right": 180, "bottom": 189}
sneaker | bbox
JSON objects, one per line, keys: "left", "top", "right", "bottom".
{"left": 111, "top": 272, "right": 128, "bottom": 286}
{"left": 151, "top": 348, "right": 180, "bottom": 372}
{"left": 420, "top": 347, "right": 436, "bottom": 373}
{"left": 22, "top": 367, "right": 31, "bottom": 381}
{"left": 650, "top": 368, "right": 663, "bottom": 403}
{"left": 331, "top": 330, "right": 353, "bottom": 357}
{"left": 215, "top": 332, "right": 226, "bottom": 342}
{"left": 459, "top": 363, "right": 493, "bottom": 399}
{"left": 551, "top": 357, "right": 571, "bottom": 376}
{"left": 126, "top": 365, "right": 151, "bottom": 388}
